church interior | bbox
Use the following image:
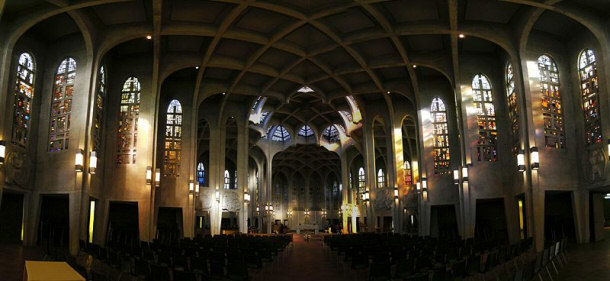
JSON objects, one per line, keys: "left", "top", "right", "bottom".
{"left": 1, "top": 0, "right": 610, "bottom": 280}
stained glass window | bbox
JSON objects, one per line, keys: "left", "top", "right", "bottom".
{"left": 323, "top": 125, "right": 340, "bottom": 143}
{"left": 49, "top": 57, "right": 76, "bottom": 152}
{"left": 505, "top": 63, "right": 520, "bottom": 155}
{"left": 260, "top": 111, "right": 269, "bottom": 123}
{"left": 538, "top": 55, "right": 565, "bottom": 149}
{"left": 472, "top": 74, "right": 498, "bottom": 161}
{"left": 377, "top": 169, "right": 385, "bottom": 188}
{"left": 578, "top": 49, "right": 602, "bottom": 145}
{"left": 271, "top": 125, "right": 290, "bottom": 142}
{"left": 12, "top": 53, "right": 35, "bottom": 148}
{"left": 197, "top": 162, "right": 205, "bottom": 185}
{"left": 117, "top": 77, "right": 141, "bottom": 164}
{"left": 164, "top": 99, "right": 182, "bottom": 176}
{"left": 403, "top": 161, "right": 412, "bottom": 186}
{"left": 234, "top": 170, "right": 238, "bottom": 189}
{"left": 431, "top": 97, "right": 450, "bottom": 173}
{"left": 92, "top": 66, "right": 106, "bottom": 154}
{"left": 298, "top": 125, "right": 314, "bottom": 138}
{"left": 358, "top": 167, "right": 365, "bottom": 203}
{"left": 224, "top": 170, "right": 230, "bottom": 189}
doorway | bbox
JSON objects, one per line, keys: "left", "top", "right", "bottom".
{"left": 430, "top": 205, "right": 458, "bottom": 239}
{"left": 475, "top": 198, "right": 508, "bottom": 242}
{"left": 38, "top": 194, "right": 69, "bottom": 248}
{"left": 0, "top": 192, "right": 25, "bottom": 244}
{"left": 157, "top": 207, "right": 183, "bottom": 242}
{"left": 107, "top": 201, "right": 139, "bottom": 247}
{"left": 545, "top": 191, "right": 576, "bottom": 243}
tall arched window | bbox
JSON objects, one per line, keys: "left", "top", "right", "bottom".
{"left": 117, "top": 77, "right": 141, "bottom": 164}
{"left": 13, "top": 52, "right": 36, "bottom": 148}
{"left": 164, "top": 99, "right": 182, "bottom": 176}
{"left": 538, "top": 55, "right": 565, "bottom": 149}
{"left": 377, "top": 169, "right": 385, "bottom": 188}
{"left": 93, "top": 65, "right": 106, "bottom": 154}
{"left": 224, "top": 170, "right": 230, "bottom": 189}
{"left": 505, "top": 63, "right": 520, "bottom": 155}
{"left": 358, "top": 167, "right": 365, "bottom": 203}
{"left": 472, "top": 74, "right": 497, "bottom": 161}
{"left": 49, "top": 57, "right": 76, "bottom": 152}
{"left": 234, "top": 170, "right": 238, "bottom": 189}
{"left": 431, "top": 97, "right": 450, "bottom": 173}
{"left": 271, "top": 125, "right": 290, "bottom": 142}
{"left": 323, "top": 125, "right": 340, "bottom": 142}
{"left": 403, "top": 161, "right": 412, "bottom": 186}
{"left": 197, "top": 162, "right": 205, "bottom": 185}
{"left": 579, "top": 49, "right": 602, "bottom": 145}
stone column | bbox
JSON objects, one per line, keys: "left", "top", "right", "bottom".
{"left": 207, "top": 125, "right": 223, "bottom": 235}
{"left": 265, "top": 154, "right": 273, "bottom": 233}
{"left": 363, "top": 120, "right": 376, "bottom": 232}
{"left": 236, "top": 119, "right": 248, "bottom": 233}
{"left": 340, "top": 153, "right": 349, "bottom": 233}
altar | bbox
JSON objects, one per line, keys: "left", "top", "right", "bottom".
{"left": 294, "top": 224, "right": 320, "bottom": 234}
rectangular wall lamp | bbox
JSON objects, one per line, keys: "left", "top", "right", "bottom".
{"left": 89, "top": 151, "right": 97, "bottom": 174}
{"left": 530, "top": 147, "right": 539, "bottom": 170}
{"left": 146, "top": 166, "right": 152, "bottom": 185}
{"left": 0, "top": 140, "right": 6, "bottom": 165}
{"left": 75, "top": 149, "right": 84, "bottom": 172}
{"left": 155, "top": 168, "right": 161, "bottom": 187}
{"left": 517, "top": 149, "right": 525, "bottom": 172}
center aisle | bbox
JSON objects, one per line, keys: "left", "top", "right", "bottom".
{"left": 257, "top": 234, "right": 352, "bottom": 281}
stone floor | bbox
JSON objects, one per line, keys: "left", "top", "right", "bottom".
{"left": 0, "top": 244, "right": 46, "bottom": 281}
{"left": 554, "top": 232, "right": 610, "bottom": 281}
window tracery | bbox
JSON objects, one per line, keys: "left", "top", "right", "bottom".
{"left": 505, "top": 63, "right": 520, "bottom": 155}
{"left": 12, "top": 53, "right": 35, "bottom": 148}
{"left": 472, "top": 74, "right": 498, "bottom": 161}
{"left": 164, "top": 99, "right": 182, "bottom": 176}
{"left": 117, "top": 77, "right": 141, "bottom": 164}
{"left": 197, "top": 162, "right": 205, "bottom": 185}
{"left": 377, "top": 169, "right": 385, "bottom": 188}
{"left": 93, "top": 66, "right": 106, "bottom": 154}
{"left": 578, "top": 49, "right": 602, "bottom": 145}
{"left": 49, "top": 57, "right": 76, "bottom": 152}
{"left": 271, "top": 125, "right": 290, "bottom": 142}
{"left": 431, "top": 97, "right": 450, "bottom": 173}
{"left": 538, "top": 55, "right": 565, "bottom": 149}
{"left": 323, "top": 125, "right": 340, "bottom": 143}
{"left": 298, "top": 125, "right": 314, "bottom": 138}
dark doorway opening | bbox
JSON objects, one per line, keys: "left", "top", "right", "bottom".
{"left": 157, "top": 207, "right": 183, "bottom": 242}
{"left": 221, "top": 211, "right": 238, "bottom": 234}
{"left": 545, "top": 191, "right": 576, "bottom": 243}
{"left": 0, "top": 192, "right": 25, "bottom": 244}
{"left": 475, "top": 198, "right": 508, "bottom": 242}
{"left": 107, "top": 201, "right": 139, "bottom": 247}
{"left": 383, "top": 216, "right": 393, "bottom": 233}
{"left": 38, "top": 194, "right": 69, "bottom": 248}
{"left": 431, "top": 205, "right": 459, "bottom": 239}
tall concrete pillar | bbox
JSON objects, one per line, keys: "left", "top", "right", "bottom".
{"left": 207, "top": 125, "right": 223, "bottom": 235}
{"left": 236, "top": 119, "right": 248, "bottom": 233}
{"left": 340, "top": 153, "right": 349, "bottom": 233}
{"left": 363, "top": 120, "right": 376, "bottom": 231}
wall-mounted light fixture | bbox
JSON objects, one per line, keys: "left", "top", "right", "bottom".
{"left": 256, "top": 206, "right": 260, "bottom": 213}
{"left": 530, "top": 147, "right": 539, "bottom": 170}
{"left": 0, "top": 140, "right": 5, "bottom": 165}
{"left": 453, "top": 169, "right": 459, "bottom": 184}
{"left": 75, "top": 149, "right": 84, "bottom": 172}
{"left": 461, "top": 166, "right": 469, "bottom": 182}
{"left": 416, "top": 182, "right": 421, "bottom": 191}
{"left": 607, "top": 140, "right": 610, "bottom": 160}
{"left": 155, "top": 168, "right": 161, "bottom": 187}
{"left": 305, "top": 210, "right": 310, "bottom": 216}
{"left": 195, "top": 182, "right": 200, "bottom": 196}
{"left": 244, "top": 192, "right": 250, "bottom": 202}
{"left": 517, "top": 149, "right": 525, "bottom": 172}
{"left": 189, "top": 180, "right": 194, "bottom": 194}
{"left": 215, "top": 190, "right": 220, "bottom": 202}
{"left": 89, "top": 151, "right": 97, "bottom": 174}
{"left": 146, "top": 166, "right": 152, "bottom": 185}
{"left": 394, "top": 187, "right": 399, "bottom": 199}
{"left": 322, "top": 210, "right": 327, "bottom": 217}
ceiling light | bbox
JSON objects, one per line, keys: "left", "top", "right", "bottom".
{"left": 386, "top": 91, "right": 391, "bottom": 94}
{"left": 412, "top": 64, "right": 417, "bottom": 68}
{"left": 195, "top": 66, "right": 199, "bottom": 70}
{"left": 146, "top": 35, "right": 152, "bottom": 40}
{"left": 458, "top": 33, "right": 465, "bottom": 39}
{"left": 222, "top": 92, "right": 226, "bottom": 95}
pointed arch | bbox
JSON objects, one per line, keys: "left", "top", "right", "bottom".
{"left": 323, "top": 125, "right": 340, "bottom": 143}
{"left": 298, "top": 124, "right": 314, "bottom": 138}
{"left": 578, "top": 49, "right": 602, "bottom": 145}
{"left": 197, "top": 162, "right": 205, "bottom": 185}
{"left": 538, "top": 55, "right": 565, "bottom": 149}
{"left": 377, "top": 168, "right": 385, "bottom": 188}
{"left": 12, "top": 52, "right": 36, "bottom": 148}
{"left": 431, "top": 97, "right": 450, "bottom": 173}
{"left": 224, "top": 170, "right": 230, "bottom": 189}
{"left": 271, "top": 125, "right": 290, "bottom": 142}
{"left": 164, "top": 99, "right": 183, "bottom": 176}
{"left": 49, "top": 57, "right": 76, "bottom": 152}
{"left": 117, "top": 76, "right": 141, "bottom": 164}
